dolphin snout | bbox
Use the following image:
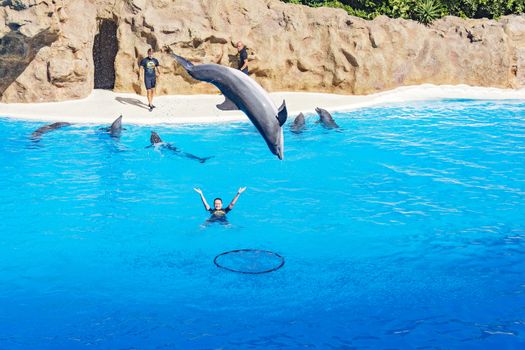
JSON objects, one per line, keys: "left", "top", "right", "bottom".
{"left": 275, "top": 142, "right": 284, "bottom": 160}
{"left": 274, "top": 128, "right": 284, "bottom": 160}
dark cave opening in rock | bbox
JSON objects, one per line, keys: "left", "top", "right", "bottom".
{"left": 93, "top": 19, "right": 118, "bottom": 89}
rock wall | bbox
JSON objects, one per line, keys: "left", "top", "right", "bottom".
{"left": 1, "top": 0, "right": 525, "bottom": 103}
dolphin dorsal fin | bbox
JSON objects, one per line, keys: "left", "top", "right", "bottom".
{"left": 216, "top": 96, "right": 239, "bottom": 111}
{"left": 276, "top": 100, "right": 287, "bottom": 127}
{"left": 111, "top": 115, "right": 122, "bottom": 129}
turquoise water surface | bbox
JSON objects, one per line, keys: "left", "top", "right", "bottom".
{"left": 1, "top": 99, "right": 524, "bottom": 349}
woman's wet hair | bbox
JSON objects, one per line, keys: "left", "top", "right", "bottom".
{"left": 214, "top": 198, "right": 223, "bottom": 203}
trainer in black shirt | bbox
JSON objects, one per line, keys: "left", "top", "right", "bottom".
{"left": 139, "top": 48, "right": 160, "bottom": 112}
{"left": 236, "top": 41, "right": 248, "bottom": 75}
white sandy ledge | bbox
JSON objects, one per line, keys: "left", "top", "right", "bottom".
{"left": 1, "top": 84, "right": 525, "bottom": 125}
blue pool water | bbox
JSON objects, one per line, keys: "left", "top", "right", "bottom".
{"left": 1, "top": 99, "right": 525, "bottom": 349}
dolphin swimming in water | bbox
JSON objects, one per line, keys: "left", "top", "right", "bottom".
{"left": 291, "top": 113, "right": 306, "bottom": 134}
{"left": 148, "top": 131, "right": 213, "bottom": 164}
{"left": 315, "top": 107, "right": 339, "bottom": 129}
{"left": 99, "top": 115, "right": 124, "bottom": 138}
{"left": 31, "top": 122, "right": 72, "bottom": 141}
{"left": 150, "top": 131, "right": 162, "bottom": 145}
{"left": 172, "top": 54, "right": 287, "bottom": 160}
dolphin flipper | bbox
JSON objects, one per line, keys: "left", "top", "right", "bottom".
{"left": 216, "top": 96, "right": 239, "bottom": 111}
{"left": 276, "top": 100, "right": 287, "bottom": 127}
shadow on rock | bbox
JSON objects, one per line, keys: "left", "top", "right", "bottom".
{"left": 0, "top": 28, "right": 59, "bottom": 96}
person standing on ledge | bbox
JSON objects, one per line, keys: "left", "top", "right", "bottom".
{"left": 194, "top": 187, "right": 247, "bottom": 224}
{"left": 139, "top": 48, "right": 160, "bottom": 112}
{"left": 236, "top": 41, "right": 248, "bottom": 75}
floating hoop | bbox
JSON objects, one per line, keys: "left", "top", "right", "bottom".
{"left": 214, "top": 249, "right": 285, "bottom": 274}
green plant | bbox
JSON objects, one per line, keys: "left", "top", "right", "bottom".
{"left": 441, "top": 0, "right": 525, "bottom": 19}
{"left": 412, "top": 0, "right": 445, "bottom": 25}
{"left": 280, "top": 0, "right": 525, "bottom": 20}
{"left": 388, "top": 0, "right": 414, "bottom": 19}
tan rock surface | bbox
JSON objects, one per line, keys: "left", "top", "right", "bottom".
{"left": 1, "top": 0, "right": 525, "bottom": 103}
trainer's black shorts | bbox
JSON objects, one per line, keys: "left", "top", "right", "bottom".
{"left": 145, "top": 76, "right": 156, "bottom": 90}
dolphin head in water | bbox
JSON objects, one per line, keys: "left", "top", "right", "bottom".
{"left": 291, "top": 113, "right": 306, "bottom": 133}
{"left": 315, "top": 107, "right": 339, "bottom": 129}
{"left": 173, "top": 53, "right": 287, "bottom": 160}
{"left": 150, "top": 131, "right": 162, "bottom": 145}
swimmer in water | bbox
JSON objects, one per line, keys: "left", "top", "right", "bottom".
{"left": 194, "top": 187, "right": 246, "bottom": 225}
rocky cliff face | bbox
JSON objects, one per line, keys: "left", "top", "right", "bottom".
{"left": 1, "top": 0, "right": 525, "bottom": 103}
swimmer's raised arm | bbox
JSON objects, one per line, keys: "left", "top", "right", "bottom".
{"left": 194, "top": 187, "right": 210, "bottom": 211}
{"left": 228, "top": 187, "right": 246, "bottom": 210}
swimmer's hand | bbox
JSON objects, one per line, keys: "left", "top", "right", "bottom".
{"left": 194, "top": 187, "right": 210, "bottom": 211}
{"left": 238, "top": 187, "right": 247, "bottom": 194}
{"left": 194, "top": 188, "right": 203, "bottom": 195}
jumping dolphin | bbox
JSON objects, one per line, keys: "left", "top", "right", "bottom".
{"left": 148, "top": 131, "right": 213, "bottom": 163}
{"left": 172, "top": 54, "right": 287, "bottom": 160}
{"left": 315, "top": 107, "right": 339, "bottom": 129}
{"left": 31, "top": 122, "right": 72, "bottom": 141}
{"left": 291, "top": 113, "right": 306, "bottom": 134}
{"left": 99, "top": 115, "right": 124, "bottom": 138}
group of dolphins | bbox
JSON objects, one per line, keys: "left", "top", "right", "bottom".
{"left": 30, "top": 115, "right": 214, "bottom": 163}
{"left": 29, "top": 54, "right": 340, "bottom": 160}
{"left": 291, "top": 107, "right": 339, "bottom": 133}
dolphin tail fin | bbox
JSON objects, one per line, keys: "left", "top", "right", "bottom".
{"left": 199, "top": 156, "right": 215, "bottom": 164}
{"left": 216, "top": 96, "right": 239, "bottom": 111}
{"left": 276, "top": 100, "right": 287, "bottom": 127}
{"left": 172, "top": 54, "right": 194, "bottom": 71}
